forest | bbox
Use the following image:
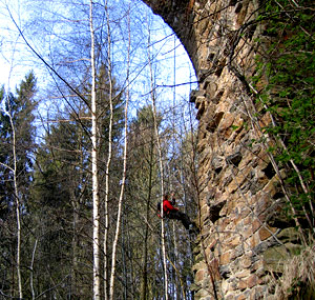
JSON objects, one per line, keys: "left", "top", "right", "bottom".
{"left": 1, "top": 0, "right": 315, "bottom": 299}
{"left": 0, "top": 0, "right": 198, "bottom": 299}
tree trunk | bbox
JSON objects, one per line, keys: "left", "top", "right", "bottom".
{"left": 90, "top": 2, "right": 100, "bottom": 298}
{"left": 3, "top": 96, "right": 23, "bottom": 299}
{"left": 103, "top": 1, "right": 114, "bottom": 298}
{"left": 145, "top": 13, "right": 168, "bottom": 300}
{"left": 109, "top": 3, "right": 131, "bottom": 298}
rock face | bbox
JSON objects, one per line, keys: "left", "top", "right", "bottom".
{"left": 142, "top": 0, "right": 299, "bottom": 298}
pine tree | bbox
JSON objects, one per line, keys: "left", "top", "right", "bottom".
{"left": 29, "top": 118, "right": 92, "bottom": 298}
{"left": 0, "top": 72, "right": 37, "bottom": 221}
{"left": 0, "top": 72, "right": 37, "bottom": 298}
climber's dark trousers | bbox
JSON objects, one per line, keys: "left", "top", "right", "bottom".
{"left": 167, "top": 210, "right": 192, "bottom": 229}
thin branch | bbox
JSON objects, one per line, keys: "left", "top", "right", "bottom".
{"left": 0, "top": 161, "right": 14, "bottom": 173}
{"left": 6, "top": 5, "right": 91, "bottom": 110}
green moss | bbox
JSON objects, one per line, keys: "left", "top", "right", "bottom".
{"left": 252, "top": 0, "right": 315, "bottom": 226}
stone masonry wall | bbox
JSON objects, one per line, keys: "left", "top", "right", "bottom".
{"left": 142, "top": 1, "right": 299, "bottom": 299}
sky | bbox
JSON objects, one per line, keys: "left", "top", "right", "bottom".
{"left": 0, "top": 0, "right": 36, "bottom": 90}
{"left": 0, "top": 0, "right": 197, "bottom": 123}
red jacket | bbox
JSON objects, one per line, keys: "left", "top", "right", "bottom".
{"left": 157, "top": 199, "right": 178, "bottom": 218}
{"left": 163, "top": 200, "right": 178, "bottom": 213}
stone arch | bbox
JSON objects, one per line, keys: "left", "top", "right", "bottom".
{"left": 141, "top": 1, "right": 297, "bottom": 299}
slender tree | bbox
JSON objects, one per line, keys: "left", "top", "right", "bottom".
{"left": 145, "top": 13, "right": 169, "bottom": 299}
{"left": 109, "top": 2, "right": 131, "bottom": 296}
{"left": 0, "top": 73, "right": 37, "bottom": 299}
{"left": 89, "top": 1, "right": 101, "bottom": 299}
{"left": 4, "top": 94, "right": 23, "bottom": 299}
{"left": 103, "top": 1, "right": 114, "bottom": 298}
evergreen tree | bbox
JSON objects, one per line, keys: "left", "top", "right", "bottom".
{"left": 29, "top": 119, "right": 92, "bottom": 298}
{"left": 0, "top": 72, "right": 37, "bottom": 220}
{"left": 0, "top": 72, "right": 37, "bottom": 297}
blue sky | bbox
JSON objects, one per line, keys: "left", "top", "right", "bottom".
{"left": 0, "top": 0, "right": 197, "bottom": 124}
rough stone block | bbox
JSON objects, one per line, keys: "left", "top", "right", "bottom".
{"left": 215, "top": 217, "right": 230, "bottom": 232}
{"left": 194, "top": 288, "right": 210, "bottom": 299}
{"left": 193, "top": 261, "right": 208, "bottom": 273}
{"left": 229, "top": 235, "right": 241, "bottom": 247}
{"left": 258, "top": 226, "right": 277, "bottom": 241}
{"left": 252, "top": 219, "right": 261, "bottom": 233}
{"left": 220, "top": 251, "right": 231, "bottom": 265}
{"left": 235, "top": 290, "right": 251, "bottom": 300}
{"left": 218, "top": 113, "right": 235, "bottom": 138}
{"left": 230, "top": 244, "right": 245, "bottom": 260}
{"left": 253, "top": 193, "right": 272, "bottom": 216}
{"left": 237, "top": 274, "right": 258, "bottom": 290}
{"left": 227, "top": 165, "right": 252, "bottom": 193}
{"left": 195, "top": 268, "right": 207, "bottom": 282}
{"left": 249, "top": 232, "right": 261, "bottom": 249}
{"left": 235, "top": 269, "right": 251, "bottom": 279}
{"left": 240, "top": 256, "right": 252, "bottom": 269}
{"left": 221, "top": 279, "right": 230, "bottom": 294}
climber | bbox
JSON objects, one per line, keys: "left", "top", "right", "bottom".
{"left": 157, "top": 193, "right": 197, "bottom": 232}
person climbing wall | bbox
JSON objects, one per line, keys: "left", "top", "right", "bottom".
{"left": 157, "top": 193, "right": 198, "bottom": 232}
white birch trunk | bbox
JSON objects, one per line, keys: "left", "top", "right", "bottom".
{"left": 109, "top": 4, "right": 131, "bottom": 299}
{"left": 2, "top": 99, "right": 23, "bottom": 299}
{"left": 0, "top": 25, "right": 23, "bottom": 298}
{"left": 145, "top": 13, "right": 168, "bottom": 300}
{"left": 103, "top": 1, "right": 113, "bottom": 298}
{"left": 12, "top": 118, "right": 23, "bottom": 300}
{"left": 90, "top": 2, "right": 100, "bottom": 299}
{"left": 30, "top": 239, "right": 38, "bottom": 300}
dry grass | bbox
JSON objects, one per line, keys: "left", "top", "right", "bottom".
{"left": 271, "top": 244, "right": 315, "bottom": 299}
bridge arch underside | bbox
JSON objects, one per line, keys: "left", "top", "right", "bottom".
{"left": 142, "top": 1, "right": 309, "bottom": 299}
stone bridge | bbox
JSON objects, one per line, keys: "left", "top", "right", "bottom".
{"left": 142, "top": 1, "right": 301, "bottom": 299}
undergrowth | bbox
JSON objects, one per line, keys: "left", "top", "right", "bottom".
{"left": 271, "top": 245, "right": 315, "bottom": 299}
{"left": 252, "top": 0, "right": 315, "bottom": 233}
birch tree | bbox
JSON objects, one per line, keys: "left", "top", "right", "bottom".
{"left": 145, "top": 13, "right": 169, "bottom": 300}
{"left": 109, "top": 3, "right": 131, "bottom": 297}
{"left": 89, "top": 1, "right": 101, "bottom": 298}
{"left": 3, "top": 96, "right": 23, "bottom": 299}
{"left": 103, "top": 1, "right": 114, "bottom": 298}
